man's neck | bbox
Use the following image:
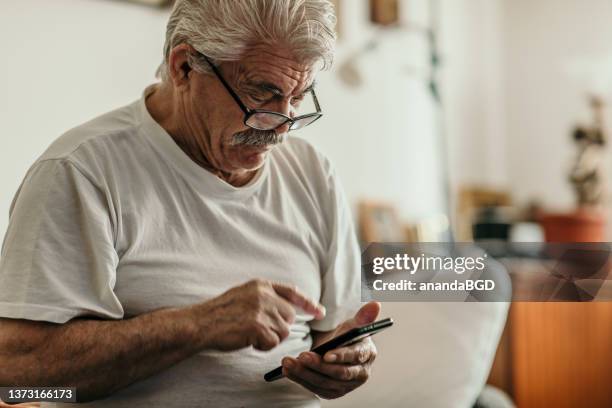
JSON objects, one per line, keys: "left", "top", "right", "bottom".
{"left": 145, "top": 84, "right": 256, "bottom": 187}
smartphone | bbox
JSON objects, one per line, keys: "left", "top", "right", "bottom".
{"left": 264, "top": 317, "right": 394, "bottom": 382}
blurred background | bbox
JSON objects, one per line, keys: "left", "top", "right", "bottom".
{"left": 1, "top": 0, "right": 611, "bottom": 407}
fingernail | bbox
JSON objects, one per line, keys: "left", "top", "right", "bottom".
{"left": 325, "top": 353, "right": 337, "bottom": 362}
{"left": 300, "top": 353, "right": 312, "bottom": 363}
{"left": 319, "top": 305, "right": 326, "bottom": 316}
{"left": 283, "top": 358, "right": 295, "bottom": 369}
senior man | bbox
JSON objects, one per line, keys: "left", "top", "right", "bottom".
{"left": 0, "top": 1, "right": 379, "bottom": 407}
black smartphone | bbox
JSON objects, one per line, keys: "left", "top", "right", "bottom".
{"left": 264, "top": 317, "right": 394, "bottom": 382}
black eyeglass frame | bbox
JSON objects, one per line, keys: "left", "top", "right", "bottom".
{"left": 197, "top": 53, "right": 323, "bottom": 131}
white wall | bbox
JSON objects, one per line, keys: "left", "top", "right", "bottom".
{"left": 301, "top": 0, "right": 448, "bottom": 222}
{"left": 435, "top": 0, "right": 508, "bottom": 236}
{"left": 439, "top": 0, "right": 612, "bottom": 237}
{"left": 502, "top": 0, "right": 612, "bottom": 218}
{"left": 439, "top": 0, "right": 506, "bottom": 189}
{"left": 0, "top": 0, "right": 169, "bottom": 237}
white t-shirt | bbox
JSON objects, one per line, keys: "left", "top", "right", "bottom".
{"left": 0, "top": 85, "right": 362, "bottom": 407}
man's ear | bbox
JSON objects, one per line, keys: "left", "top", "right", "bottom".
{"left": 181, "top": 62, "right": 192, "bottom": 76}
{"left": 167, "top": 43, "right": 196, "bottom": 88}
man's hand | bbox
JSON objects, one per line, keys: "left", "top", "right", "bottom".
{"left": 0, "top": 402, "right": 39, "bottom": 408}
{"left": 281, "top": 301, "right": 381, "bottom": 399}
{"left": 198, "top": 279, "right": 326, "bottom": 352}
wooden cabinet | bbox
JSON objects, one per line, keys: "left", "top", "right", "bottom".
{"left": 488, "top": 285, "right": 612, "bottom": 407}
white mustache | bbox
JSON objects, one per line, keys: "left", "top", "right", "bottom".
{"left": 231, "top": 129, "right": 286, "bottom": 146}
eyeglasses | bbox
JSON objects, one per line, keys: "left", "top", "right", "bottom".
{"left": 196, "top": 53, "right": 323, "bottom": 132}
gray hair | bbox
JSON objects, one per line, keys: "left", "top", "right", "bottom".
{"left": 157, "top": 0, "right": 337, "bottom": 80}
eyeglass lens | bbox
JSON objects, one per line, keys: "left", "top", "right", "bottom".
{"left": 246, "top": 113, "right": 322, "bottom": 131}
{"left": 290, "top": 115, "right": 321, "bottom": 130}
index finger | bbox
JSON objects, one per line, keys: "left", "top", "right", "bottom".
{"left": 272, "top": 282, "right": 326, "bottom": 320}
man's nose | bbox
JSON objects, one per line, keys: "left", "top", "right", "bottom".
{"left": 272, "top": 99, "right": 294, "bottom": 134}
{"left": 275, "top": 121, "right": 291, "bottom": 134}
{"left": 273, "top": 98, "right": 294, "bottom": 117}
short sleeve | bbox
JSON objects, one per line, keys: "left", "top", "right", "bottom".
{"left": 0, "top": 159, "right": 124, "bottom": 323}
{"left": 310, "top": 166, "right": 362, "bottom": 332}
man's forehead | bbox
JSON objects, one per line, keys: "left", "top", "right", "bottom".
{"left": 235, "top": 46, "right": 318, "bottom": 95}
{"left": 244, "top": 77, "right": 317, "bottom": 96}
{"left": 240, "top": 64, "right": 317, "bottom": 95}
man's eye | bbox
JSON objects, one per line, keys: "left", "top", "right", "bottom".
{"left": 249, "top": 94, "right": 266, "bottom": 104}
{"left": 290, "top": 95, "right": 305, "bottom": 105}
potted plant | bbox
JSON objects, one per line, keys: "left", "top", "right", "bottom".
{"left": 540, "top": 96, "right": 607, "bottom": 242}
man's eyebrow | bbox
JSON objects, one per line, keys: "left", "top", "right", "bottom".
{"left": 246, "top": 81, "right": 284, "bottom": 96}
{"left": 245, "top": 80, "right": 317, "bottom": 97}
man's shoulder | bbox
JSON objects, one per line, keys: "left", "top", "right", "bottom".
{"left": 37, "top": 100, "right": 142, "bottom": 165}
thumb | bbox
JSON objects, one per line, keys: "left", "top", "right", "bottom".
{"left": 354, "top": 301, "right": 381, "bottom": 326}
{"left": 340, "top": 301, "right": 381, "bottom": 332}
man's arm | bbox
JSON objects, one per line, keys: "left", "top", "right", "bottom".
{"left": 0, "top": 306, "right": 202, "bottom": 402}
{"left": 0, "top": 280, "right": 325, "bottom": 402}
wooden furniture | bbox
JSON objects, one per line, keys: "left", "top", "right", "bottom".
{"left": 487, "top": 260, "right": 612, "bottom": 408}
{"left": 358, "top": 200, "right": 449, "bottom": 243}
{"left": 370, "top": 0, "right": 399, "bottom": 26}
{"left": 358, "top": 201, "right": 405, "bottom": 243}
{"left": 456, "top": 187, "right": 512, "bottom": 241}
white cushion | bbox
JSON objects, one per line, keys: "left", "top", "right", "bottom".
{"left": 322, "top": 301, "right": 509, "bottom": 408}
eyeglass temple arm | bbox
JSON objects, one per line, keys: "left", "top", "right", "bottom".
{"left": 311, "top": 88, "right": 322, "bottom": 113}
{"left": 201, "top": 54, "right": 252, "bottom": 115}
